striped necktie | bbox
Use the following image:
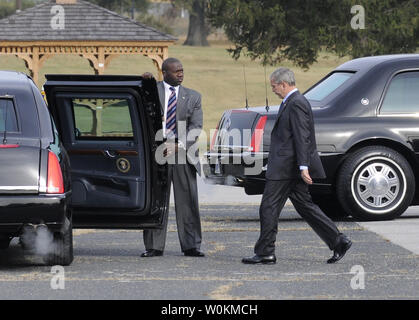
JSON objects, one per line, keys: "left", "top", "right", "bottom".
{"left": 166, "top": 86, "right": 177, "bottom": 138}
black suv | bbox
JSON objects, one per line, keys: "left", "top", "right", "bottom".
{"left": 205, "top": 54, "right": 419, "bottom": 221}
{"left": 0, "top": 71, "right": 169, "bottom": 265}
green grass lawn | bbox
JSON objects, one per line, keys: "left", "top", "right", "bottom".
{"left": 0, "top": 42, "right": 350, "bottom": 135}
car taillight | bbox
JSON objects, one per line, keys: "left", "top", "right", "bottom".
{"left": 0, "top": 144, "right": 19, "bottom": 148}
{"left": 47, "top": 151, "right": 64, "bottom": 194}
{"left": 250, "top": 116, "right": 267, "bottom": 152}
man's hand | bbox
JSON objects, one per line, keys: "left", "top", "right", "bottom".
{"left": 301, "top": 169, "right": 313, "bottom": 185}
{"left": 141, "top": 72, "right": 155, "bottom": 80}
{"left": 163, "top": 142, "right": 178, "bottom": 157}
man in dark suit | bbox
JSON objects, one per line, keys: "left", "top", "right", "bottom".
{"left": 242, "top": 67, "right": 352, "bottom": 265}
{"left": 141, "top": 57, "right": 204, "bottom": 258}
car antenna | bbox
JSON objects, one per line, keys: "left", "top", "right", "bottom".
{"left": 264, "top": 65, "right": 270, "bottom": 112}
{"left": 243, "top": 64, "right": 249, "bottom": 110}
{"left": 2, "top": 100, "right": 8, "bottom": 144}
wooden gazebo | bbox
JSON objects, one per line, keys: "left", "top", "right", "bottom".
{"left": 0, "top": 0, "right": 176, "bottom": 85}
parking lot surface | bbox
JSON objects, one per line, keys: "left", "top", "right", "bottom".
{"left": 0, "top": 202, "right": 418, "bottom": 300}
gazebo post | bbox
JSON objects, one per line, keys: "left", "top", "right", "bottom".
{"left": 97, "top": 47, "right": 105, "bottom": 75}
{"left": 31, "top": 47, "right": 40, "bottom": 84}
{"left": 150, "top": 55, "right": 164, "bottom": 81}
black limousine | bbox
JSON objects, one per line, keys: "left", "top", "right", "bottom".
{"left": 0, "top": 72, "right": 169, "bottom": 265}
{"left": 204, "top": 54, "right": 419, "bottom": 221}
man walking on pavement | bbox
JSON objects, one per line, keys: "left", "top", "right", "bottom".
{"left": 242, "top": 67, "right": 352, "bottom": 265}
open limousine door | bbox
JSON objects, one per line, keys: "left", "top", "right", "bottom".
{"left": 44, "top": 75, "right": 169, "bottom": 229}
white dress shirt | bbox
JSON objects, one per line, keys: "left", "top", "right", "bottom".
{"left": 281, "top": 88, "right": 298, "bottom": 106}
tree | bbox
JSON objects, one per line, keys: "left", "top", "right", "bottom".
{"left": 207, "top": 0, "right": 419, "bottom": 68}
{"left": 87, "top": 0, "right": 176, "bottom": 35}
{"left": 325, "top": 0, "right": 419, "bottom": 59}
{"left": 0, "top": 3, "right": 14, "bottom": 19}
{"left": 0, "top": 0, "right": 35, "bottom": 19}
{"left": 172, "top": 0, "right": 211, "bottom": 46}
{"left": 87, "top": 0, "right": 149, "bottom": 18}
{"left": 0, "top": 1, "right": 149, "bottom": 20}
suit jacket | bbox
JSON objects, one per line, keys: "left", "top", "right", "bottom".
{"left": 157, "top": 81, "right": 203, "bottom": 175}
{"left": 265, "top": 90, "right": 326, "bottom": 180}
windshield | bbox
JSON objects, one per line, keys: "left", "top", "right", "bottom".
{"left": 304, "top": 72, "right": 354, "bottom": 102}
{"left": 0, "top": 98, "right": 18, "bottom": 132}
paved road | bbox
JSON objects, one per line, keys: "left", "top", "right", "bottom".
{"left": 197, "top": 176, "right": 419, "bottom": 256}
{"left": 0, "top": 201, "right": 418, "bottom": 300}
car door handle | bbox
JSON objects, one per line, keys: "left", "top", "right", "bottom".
{"left": 104, "top": 150, "right": 117, "bottom": 158}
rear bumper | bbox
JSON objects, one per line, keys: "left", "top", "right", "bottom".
{"left": 204, "top": 151, "right": 334, "bottom": 195}
{"left": 0, "top": 192, "right": 71, "bottom": 235}
{"left": 203, "top": 151, "right": 268, "bottom": 193}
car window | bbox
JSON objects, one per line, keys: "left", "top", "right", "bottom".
{"left": 71, "top": 98, "right": 134, "bottom": 139}
{"left": 380, "top": 71, "right": 419, "bottom": 114}
{"left": 0, "top": 98, "right": 18, "bottom": 132}
{"left": 304, "top": 72, "right": 354, "bottom": 102}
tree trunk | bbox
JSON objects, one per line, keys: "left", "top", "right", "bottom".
{"left": 183, "top": 0, "right": 209, "bottom": 46}
{"left": 16, "top": 0, "right": 22, "bottom": 12}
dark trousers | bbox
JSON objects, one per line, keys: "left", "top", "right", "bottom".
{"left": 143, "top": 163, "right": 202, "bottom": 252}
{"left": 255, "top": 179, "right": 341, "bottom": 256}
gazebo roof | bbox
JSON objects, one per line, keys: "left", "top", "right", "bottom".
{"left": 0, "top": 0, "right": 176, "bottom": 42}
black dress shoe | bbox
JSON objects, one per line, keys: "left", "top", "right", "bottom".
{"left": 242, "top": 255, "right": 276, "bottom": 265}
{"left": 184, "top": 249, "right": 205, "bottom": 257}
{"left": 141, "top": 249, "right": 163, "bottom": 257}
{"left": 327, "top": 236, "right": 352, "bottom": 264}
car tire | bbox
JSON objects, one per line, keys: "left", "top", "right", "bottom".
{"left": 311, "top": 194, "right": 349, "bottom": 221}
{"left": 43, "top": 216, "right": 74, "bottom": 266}
{"left": 337, "top": 146, "right": 415, "bottom": 221}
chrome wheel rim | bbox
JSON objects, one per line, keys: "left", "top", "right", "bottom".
{"left": 351, "top": 157, "right": 406, "bottom": 214}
